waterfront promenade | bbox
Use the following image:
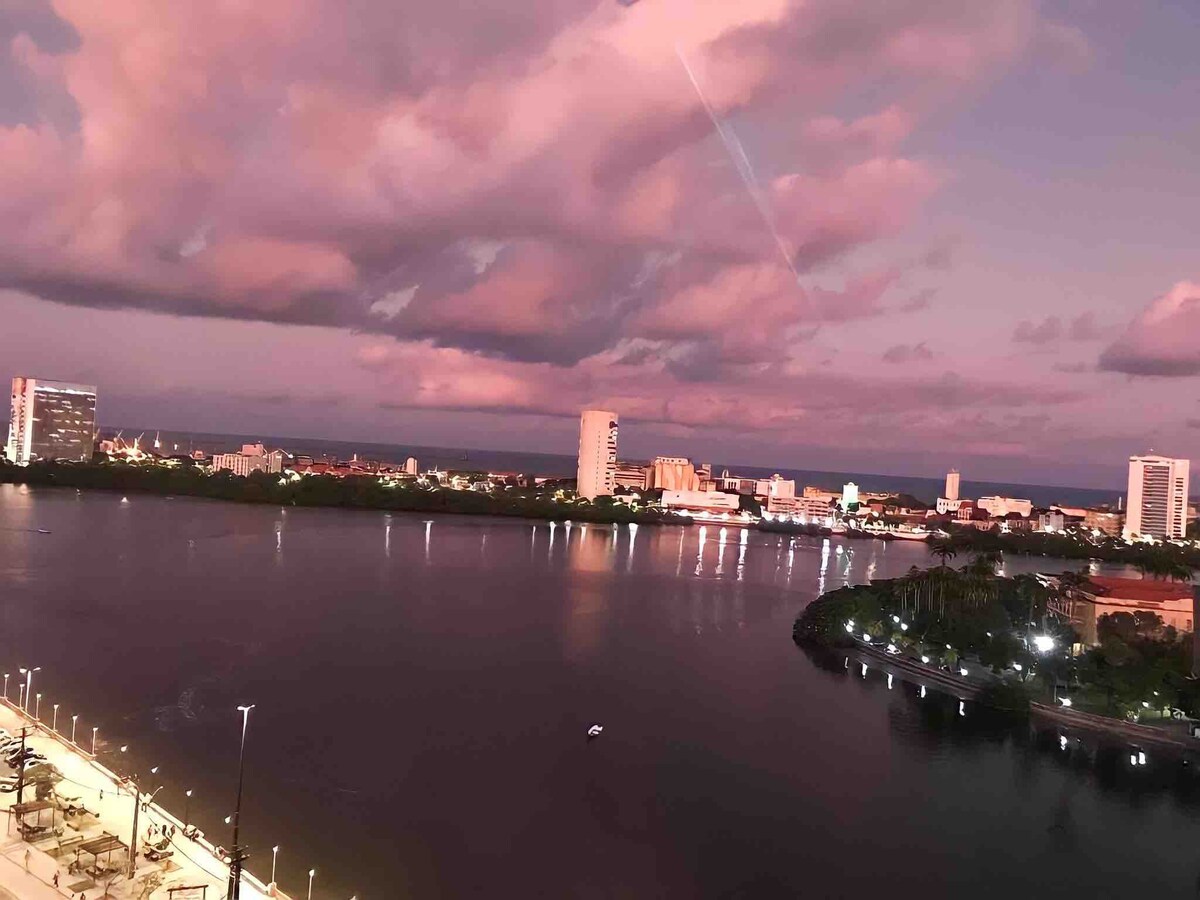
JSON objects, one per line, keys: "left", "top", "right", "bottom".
{"left": 0, "top": 700, "right": 293, "bottom": 900}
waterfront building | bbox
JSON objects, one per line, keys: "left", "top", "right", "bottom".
{"left": 794, "top": 496, "right": 835, "bottom": 522}
{"left": 718, "top": 472, "right": 759, "bottom": 494}
{"left": 660, "top": 489, "right": 740, "bottom": 515}
{"left": 1123, "top": 454, "right": 1190, "bottom": 541}
{"left": 212, "top": 442, "right": 285, "bottom": 476}
{"left": 754, "top": 474, "right": 795, "bottom": 501}
{"left": 576, "top": 409, "right": 618, "bottom": 500}
{"left": 613, "top": 460, "right": 649, "bottom": 490}
{"left": 1036, "top": 510, "right": 1066, "bottom": 532}
{"left": 977, "top": 496, "right": 1033, "bottom": 518}
{"left": 1082, "top": 507, "right": 1124, "bottom": 537}
{"left": 803, "top": 486, "right": 839, "bottom": 503}
{"left": 5, "top": 377, "right": 97, "bottom": 464}
{"left": 1071, "top": 576, "right": 1194, "bottom": 644}
{"left": 646, "top": 456, "right": 700, "bottom": 492}
{"left": 404, "top": 456, "right": 419, "bottom": 475}
{"left": 945, "top": 469, "right": 960, "bottom": 502}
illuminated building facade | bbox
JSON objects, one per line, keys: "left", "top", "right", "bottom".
{"left": 212, "top": 442, "right": 285, "bottom": 476}
{"left": 1124, "top": 454, "right": 1189, "bottom": 540}
{"left": 5, "top": 377, "right": 97, "bottom": 464}
{"left": 945, "top": 470, "right": 960, "bottom": 502}
{"left": 576, "top": 409, "right": 618, "bottom": 500}
{"left": 646, "top": 456, "right": 699, "bottom": 491}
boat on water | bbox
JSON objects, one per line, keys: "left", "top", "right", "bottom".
{"left": 36, "top": 529, "right": 51, "bottom": 535}
{"left": 587, "top": 724, "right": 604, "bottom": 739}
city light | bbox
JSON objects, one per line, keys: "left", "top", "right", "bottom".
{"left": 1033, "top": 635, "right": 1056, "bottom": 653}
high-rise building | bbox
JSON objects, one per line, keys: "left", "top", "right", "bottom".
{"left": 840, "top": 482, "right": 860, "bottom": 509}
{"left": 1124, "top": 454, "right": 1190, "bottom": 541}
{"left": 5, "top": 377, "right": 97, "bottom": 465}
{"left": 576, "top": 410, "right": 618, "bottom": 500}
{"left": 945, "top": 470, "right": 960, "bottom": 502}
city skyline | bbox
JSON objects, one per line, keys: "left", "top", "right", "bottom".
{"left": 1, "top": 2, "right": 1199, "bottom": 486}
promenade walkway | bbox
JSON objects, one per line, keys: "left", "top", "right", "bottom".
{"left": 0, "top": 701, "right": 295, "bottom": 900}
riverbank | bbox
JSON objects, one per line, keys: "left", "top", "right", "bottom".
{"left": 0, "top": 461, "right": 691, "bottom": 527}
{"left": 0, "top": 699, "right": 291, "bottom": 900}
{"left": 843, "top": 640, "right": 1198, "bottom": 750}
{"left": 794, "top": 569, "right": 1200, "bottom": 740}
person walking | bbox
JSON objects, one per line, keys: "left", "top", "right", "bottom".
{"left": 24, "top": 849, "right": 30, "bottom": 871}
{"left": 52, "top": 871, "right": 59, "bottom": 887}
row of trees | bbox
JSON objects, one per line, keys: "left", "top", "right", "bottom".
{"left": 0, "top": 460, "right": 691, "bottom": 526}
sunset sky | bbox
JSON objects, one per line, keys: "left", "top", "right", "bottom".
{"left": 1, "top": 1, "right": 1198, "bottom": 487}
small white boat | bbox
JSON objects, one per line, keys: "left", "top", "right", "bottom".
{"left": 36, "top": 529, "right": 51, "bottom": 535}
{"left": 587, "top": 724, "right": 603, "bottom": 738}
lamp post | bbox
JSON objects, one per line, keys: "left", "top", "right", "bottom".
{"left": 3, "top": 673, "right": 8, "bottom": 700}
{"left": 71, "top": 715, "right": 78, "bottom": 745}
{"left": 227, "top": 704, "right": 255, "bottom": 900}
{"left": 17, "top": 685, "right": 24, "bottom": 710}
{"left": 34, "top": 693, "right": 41, "bottom": 721}
{"left": 307, "top": 868, "right": 315, "bottom": 900}
{"left": 91, "top": 726, "right": 98, "bottom": 755}
{"left": 184, "top": 790, "right": 193, "bottom": 831}
{"left": 271, "top": 845, "right": 279, "bottom": 888}
{"left": 52, "top": 704, "right": 59, "bottom": 733}
{"left": 19, "top": 666, "right": 40, "bottom": 712}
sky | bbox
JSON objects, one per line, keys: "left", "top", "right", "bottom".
{"left": 1, "top": 0, "right": 1198, "bottom": 489}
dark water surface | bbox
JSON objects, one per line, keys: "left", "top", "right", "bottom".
{"left": 1, "top": 485, "right": 1197, "bottom": 899}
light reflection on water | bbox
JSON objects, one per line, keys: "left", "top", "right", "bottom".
{"left": 0, "top": 486, "right": 1177, "bottom": 900}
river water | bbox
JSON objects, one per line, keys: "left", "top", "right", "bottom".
{"left": 1, "top": 485, "right": 1197, "bottom": 898}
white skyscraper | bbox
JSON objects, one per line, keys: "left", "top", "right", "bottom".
{"left": 945, "top": 470, "right": 960, "bottom": 502}
{"left": 1123, "top": 454, "right": 1190, "bottom": 541}
{"left": 576, "top": 409, "right": 618, "bottom": 500}
{"left": 6, "top": 377, "right": 97, "bottom": 465}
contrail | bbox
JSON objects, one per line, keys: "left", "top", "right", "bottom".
{"left": 675, "top": 43, "right": 800, "bottom": 283}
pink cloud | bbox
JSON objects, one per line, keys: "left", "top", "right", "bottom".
{"left": 1100, "top": 281, "right": 1200, "bottom": 376}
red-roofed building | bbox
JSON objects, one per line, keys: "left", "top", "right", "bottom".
{"left": 1073, "top": 576, "right": 1194, "bottom": 644}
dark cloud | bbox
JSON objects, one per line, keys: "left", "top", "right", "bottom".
{"left": 1012, "top": 316, "right": 1063, "bottom": 345}
{"left": 881, "top": 341, "right": 934, "bottom": 364}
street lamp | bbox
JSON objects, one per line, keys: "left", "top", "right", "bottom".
{"left": 52, "top": 704, "right": 59, "bottom": 732}
{"left": 271, "top": 845, "right": 279, "bottom": 887}
{"left": 92, "top": 726, "right": 98, "bottom": 755}
{"left": 17, "top": 685, "right": 24, "bottom": 710}
{"left": 308, "top": 868, "right": 315, "bottom": 900}
{"left": 184, "top": 790, "right": 193, "bottom": 831}
{"left": 71, "top": 715, "right": 78, "bottom": 745}
{"left": 227, "top": 704, "right": 255, "bottom": 900}
{"left": 18, "top": 667, "right": 40, "bottom": 713}
{"left": 3, "top": 673, "right": 8, "bottom": 700}
{"left": 34, "top": 693, "right": 41, "bottom": 721}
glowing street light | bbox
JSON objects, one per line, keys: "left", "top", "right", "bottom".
{"left": 52, "top": 704, "right": 59, "bottom": 732}
{"left": 3, "top": 673, "right": 8, "bottom": 700}
{"left": 184, "top": 790, "right": 193, "bottom": 830}
{"left": 227, "top": 704, "right": 255, "bottom": 900}
{"left": 271, "top": 845, "right": 280, "bottom": 887}
{"left": 92, "top": 726, "right": 98, "bottom": 755}
{"left": 308, "top": 868, "right": 316, "bottom": 900}
{"left": 1059, "top": 697, "right": 1073, "bottom": 708}
{"left": 1033, "top": 634, "right": 1056, "bottom": 653}
{"left": 18, "top": 667, "right": 40, "bottom": 713}
{"left": 34, "top": 693, "right": 41, "bottom": 721}
{"left": 71, "top": 715, "right": 78, "bottom": 744}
